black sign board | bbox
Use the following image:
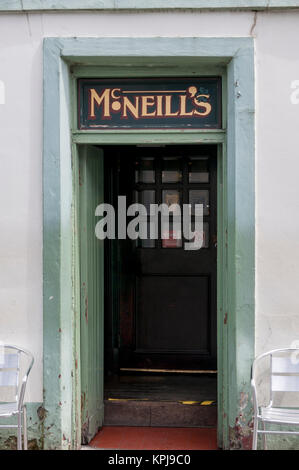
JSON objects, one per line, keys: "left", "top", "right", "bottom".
{"left": 78, "top": 78, "right": 221, "bottom": 130}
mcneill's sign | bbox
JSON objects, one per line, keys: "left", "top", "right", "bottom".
{"left": 78, "top": 78, "right": 221, "bottom": 129}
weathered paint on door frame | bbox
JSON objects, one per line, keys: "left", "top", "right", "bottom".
{"left": 78, "top": 146, "right": 105, "bottom": 443}
{"left": 2, "top": 1, "right": 299, "bottom": 12}
{"left": 43, "top": 37, "right": 255, "bottom": 450}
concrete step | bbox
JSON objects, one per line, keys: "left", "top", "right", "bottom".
{"left": 104, "top": 399, "right": 217, "bottom": 427}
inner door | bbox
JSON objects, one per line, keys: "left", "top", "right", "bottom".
{"left": 108, "top": 145, "right": 217, "bottom": 371}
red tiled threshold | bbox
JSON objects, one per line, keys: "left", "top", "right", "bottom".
{"left": 89, "top": 426, "right": 218, "bottom": 450}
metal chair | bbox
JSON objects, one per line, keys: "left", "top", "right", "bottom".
{"left": 0, "top": 344, "right": 34, "bottom": 450}
{"left": 251, "top": 348, "right": 299, "bottom": 450}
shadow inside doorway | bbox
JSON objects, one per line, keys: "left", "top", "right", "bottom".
{"left": 105, "top": 373, "right": 217, "bottom": 402}
{"left": 103, "top": 373, "right": 217, "bottom": 428}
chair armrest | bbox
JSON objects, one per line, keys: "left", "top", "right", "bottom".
{"left": 251, "top": 378, "right": 259, "bottom": 416}
{"left": 18, "top": 375, "right": 28, "bottom": 410}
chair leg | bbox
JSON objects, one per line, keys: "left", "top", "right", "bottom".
{"left": 262, "top": 421, "right": 267, "bottom": 450}
{"left": 17, "top": 412, "right": 22, "bottom": 450}
{"left": 252, "top": 417, "right": 258, "bottom": 450}
{"left": 23, "top": 406, "right": 28, "bottom": 450}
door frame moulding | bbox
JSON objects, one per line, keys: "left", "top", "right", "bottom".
{"left": 3, "top": 1, "right": 299, "bottom": 11}
{"left": 43, "top": 37, "right": 255, "bottom": 450}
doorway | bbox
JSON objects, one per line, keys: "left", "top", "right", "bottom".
{"left": 103, "top": 144, "right": 217, "bottom": 427}
{"left": 42, "top": 37, "right": 255, "bottom": 449}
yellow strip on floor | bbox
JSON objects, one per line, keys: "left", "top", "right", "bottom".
{"left": 180, "top": 400, "right": 215, "bottom": 405}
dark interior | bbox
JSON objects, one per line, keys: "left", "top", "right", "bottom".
{"left": 103, "top": 145, "right": 217, "bottom": 417}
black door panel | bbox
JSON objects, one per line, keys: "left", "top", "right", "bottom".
{"left": 105, "top": 145, "right": 217, "bottom": 371}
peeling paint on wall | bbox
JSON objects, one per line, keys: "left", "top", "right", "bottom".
{"left": 228, "top": 392, "right": 254, "bottom": 450}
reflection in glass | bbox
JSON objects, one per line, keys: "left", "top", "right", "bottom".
{"left": 189, "top": 221, "right": 209, "bottom": 248}
{"left": 135, "top": 190, "right": 155, "bottom": 213}
{"left": 161, "top": 219, "right": 182, "bottom": 248}
{"left": 188, "top": 156, "right": 209, "bottom": 183}
{"left": 162, "top": 157, "right": 182, "bottom": 183}
{"left": 139, "top": 238, "right": 155, "bottom": 248}
{"left": 138, "top": 222, "right": 156, "bottom": 248}
{"left": 162, "top": 190, "right": 181, "bottom": 212}
{"left": 135, "top": 157, "right": 155, "bottom": 183}
{"left": 189, "top": 190, "right": 209, "bottom": 215}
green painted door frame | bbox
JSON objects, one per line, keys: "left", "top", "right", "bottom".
{"left": 2, "top": 1, "right": 299, "bottom": 11}
{"left": 79, "top": 146, "right": 105, "bottom": 443}
{"left": 43, "top": 37, "right": 255, "bottom": 450}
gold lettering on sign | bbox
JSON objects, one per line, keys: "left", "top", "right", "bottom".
{"left": 156, "top": 95, "right": 163, "bottom": 117}
{"left": 89, "top": 88, "right": 111, "bottom": 118}
{"left": 193, "top": 94, "right": 212, "bottom": 117}
{"left": 123, "top": 96, "right": 139, "bottom": 119}
{"left": 164, "top": 95, "right": 179, "bottom": 117}
{"left": 141, "top": 96, "right": 156, "bottom": 117}
{"left": 86, "top": 84, "right": 215, "bottom": 123}
{"left": 179, "top": 95, "right": 194, "bottom": 117}
{"left": 111, "top": 88, "right": 121, "bottom": 99}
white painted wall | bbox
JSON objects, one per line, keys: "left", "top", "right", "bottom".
{"left": 0, "top": 10, "right": 299, "bottom": 402}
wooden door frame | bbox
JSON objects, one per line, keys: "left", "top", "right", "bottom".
{"left": 43, "top": 37, "right": 255, "bottom": 449}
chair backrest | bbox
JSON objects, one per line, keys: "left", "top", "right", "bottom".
{"left": 0, "top": 344, "right": 34, "bottom": 405}
{"left": 271, "top": 353, "right": 299, "bottom": 393}
{"left": 252, "top": 348, "right": 299, "bottom": 406}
